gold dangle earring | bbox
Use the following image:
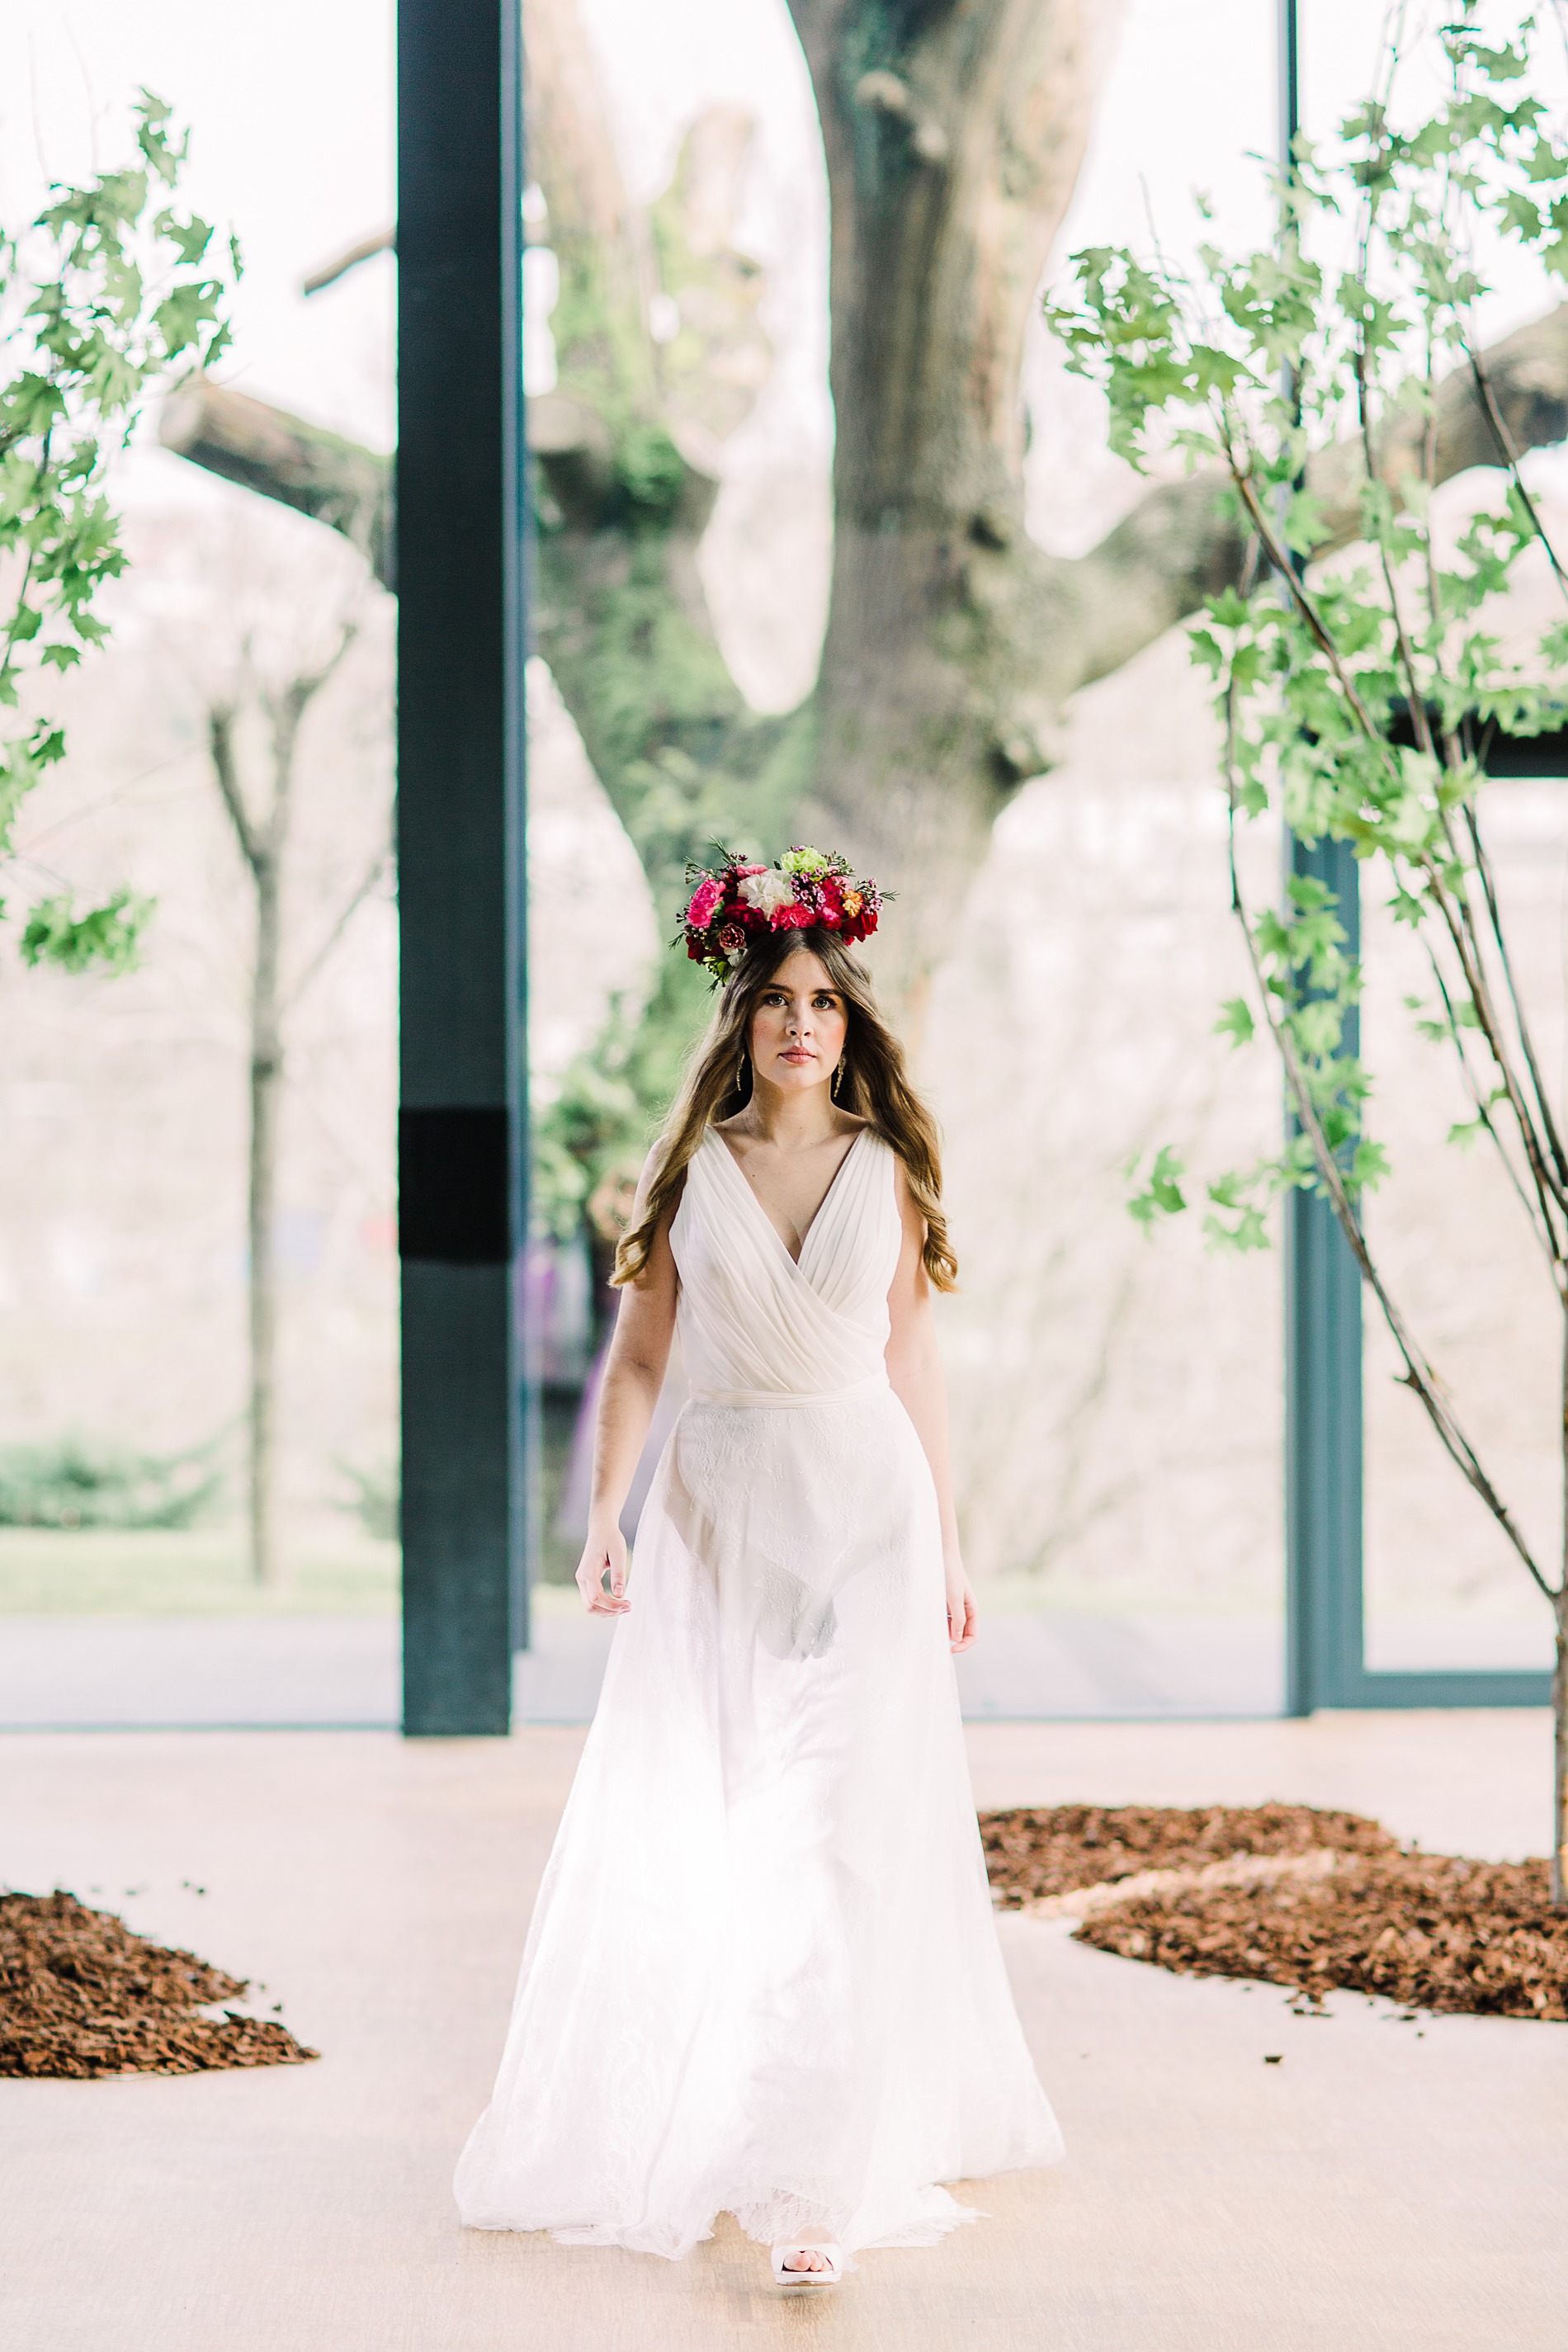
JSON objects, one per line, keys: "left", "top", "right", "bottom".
{"left": 737, "top": 1049, "right": 750, "bottom": 1097}
{"left": 831, "top": 1058, "right": 845, "bottom": 1103}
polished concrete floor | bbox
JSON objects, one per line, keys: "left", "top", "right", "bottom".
{"left": 0, "top": 1712, "right": 1562, "bottom": 2351}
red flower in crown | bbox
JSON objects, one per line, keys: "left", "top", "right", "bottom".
{"left": 676, "top": 846, "right": 886, "bottom": 984}
{"left": 686, "top": 876, "right": 723, "bottom": 932}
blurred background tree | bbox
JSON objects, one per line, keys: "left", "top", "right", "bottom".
{"left": 149, "top": 0, "right": 1568, "bottom": 1599}
{"left": 163, "top": 0, "right": 1568, "bottom": 1046}
{"left": 203, "top": 606, "right": 388, "bottom": 1586}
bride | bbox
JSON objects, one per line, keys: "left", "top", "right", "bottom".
{"left": 455, "top": 848, "right": 1062, "bottom": 2288}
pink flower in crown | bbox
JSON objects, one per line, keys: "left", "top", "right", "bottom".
{"left": 816, "top": 874, "right": 845, "bottom": 924}
{"left": 769, "top": 900, "right": 815, "bottom": 929}
{"left": 686, "top": 876, "right": 722, "bottom": 930}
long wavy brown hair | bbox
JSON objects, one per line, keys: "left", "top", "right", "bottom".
{"left": 612, "top": 925, "right": 957, "bottom": 1292}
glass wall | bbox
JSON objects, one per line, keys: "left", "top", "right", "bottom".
{"left": 1361, "top": 772, "right": 1566, "bottom": 1679}
{"left": 0, "top": 0, "right": 399, "bottom": 1731}
{"left": 6, "top": 0, "right": 1562, "bottom": 1731}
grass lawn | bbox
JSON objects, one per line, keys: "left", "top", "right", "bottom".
{"left": 0, "top": 1529, "right": 399, "bottom": 1616}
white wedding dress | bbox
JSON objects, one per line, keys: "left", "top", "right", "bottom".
{"left": 455, "top": 1126, "right": 1062, "bottom": 2258}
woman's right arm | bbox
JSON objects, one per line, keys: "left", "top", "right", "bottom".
{"left": 574, "top": 1148, "right": 680, "bottom": 1615}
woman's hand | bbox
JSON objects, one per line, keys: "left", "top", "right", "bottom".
{"left": 577, "top": 1519, "right": 631, "bottom": 1615}
{"left": 947, "top": 1571, "right": 977, "bottom": 1653}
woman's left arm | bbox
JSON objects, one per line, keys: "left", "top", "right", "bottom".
{"left": 885, "top": 1161, "right": 977, "bottom": 1654}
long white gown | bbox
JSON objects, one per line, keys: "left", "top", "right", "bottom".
{"left": 455, "top": 1125, "right": 1063, "bottom": 2259}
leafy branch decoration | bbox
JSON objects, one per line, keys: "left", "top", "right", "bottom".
{"left": 0, "top": 92, "right": 239, "bottom": 971}
{"left": 1047, "top": 3, "right": 1568, "bottom": 1898}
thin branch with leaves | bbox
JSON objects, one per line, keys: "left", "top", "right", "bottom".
{"left": 0, "top": 92, "right": 238, "bottom": 971}
{"left": 1047, "top": 2, "right": 1568, "bottom": 1899}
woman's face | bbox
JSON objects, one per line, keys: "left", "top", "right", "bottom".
{"left": 747, "top": 947, "right": 849, "bottom": 1097}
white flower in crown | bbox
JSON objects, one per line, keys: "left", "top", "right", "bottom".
{"left": 738, "top": 867, "right": 797, "bottom": 916}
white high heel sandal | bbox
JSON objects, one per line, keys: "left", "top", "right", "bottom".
{"left": 771, "top": 2242, "right": 843, "bottom": 2292}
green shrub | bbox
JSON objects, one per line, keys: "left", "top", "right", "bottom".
{"left": 0, "top": 1434, "right": 224, "bottom": 1531}
{"left": 336, "top": 1457, "right": 399, "bottom": 1543}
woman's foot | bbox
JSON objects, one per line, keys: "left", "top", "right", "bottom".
{"left": 771, "top": 2242, "right": 843, "bottom": 2291}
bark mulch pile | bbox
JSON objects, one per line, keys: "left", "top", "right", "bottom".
{"left": 980, "top": 1804, "right": 1568, "bottom": 2022}
{"left": 980, "top": 1801, "right": 1395, "bottom": 1907}
{"left": 0, "top": 1889, "right": 319, "bottom": 2078}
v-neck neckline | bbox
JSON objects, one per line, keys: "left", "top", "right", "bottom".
{"left": 710, "top": 1124, "right": 867, "bottom": 1270}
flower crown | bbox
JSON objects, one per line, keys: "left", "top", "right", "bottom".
{"left": 678, "top": 846, "right": 885, "bottom": 984}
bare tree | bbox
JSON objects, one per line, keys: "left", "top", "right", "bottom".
{"left": 205, "top": 625, "right": 386, "bottom": 1584}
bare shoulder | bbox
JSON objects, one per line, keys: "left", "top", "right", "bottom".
{"left": 632, "top": 1133, "right": 687, "bottom": 1222}
{"left": 884, "top": 1146, "right": 925, "bottom": 1231}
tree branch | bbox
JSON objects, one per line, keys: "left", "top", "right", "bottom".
{"left": 163, "top": 290, "right": 1568, "bottom": 828}
{"left": 649, "top": 104, "right": 770, "bottom": 476}
{"left": 159, "top": 382, "right": 393, "bottom": 587}
{"left": 1046, "top": 300, "right": 1568, "bottom": 701}
{"left": 1221, "top": 714, "right": 1559, "bottom": 1606}
{"left": 525, "top": 0, "right": 659, "bottom": 408}
{"left": 302, "top": 229, "right": 394, "bottom": 298}
{"left": 209, "top": 703, "right": 262, "bottom": 875}
{"left": 281, "top": 848, "right": 390, "bottom": 1016}
{"left": 258, "top": 621, "right": 360, "bottom": 864}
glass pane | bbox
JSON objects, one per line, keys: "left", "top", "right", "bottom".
{"left": 930, "top": 648, "right": 1286, "bottom": 1719}
{"left": 0, "top": 7, "right": 398, "bottom": 1731}
{"left": 1361, "top": 779, "right": 1564, "bottom": 1676}
{"left": 525, "top": 0, "right": 1300, "bottom": 1725}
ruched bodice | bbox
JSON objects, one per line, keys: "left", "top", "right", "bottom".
{"left": 671, "top": 1127, "right": 900, "bottom": 1406}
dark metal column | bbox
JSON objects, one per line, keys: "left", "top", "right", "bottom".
{"left": 397, "top": 0, "right": 528, "bottom": 1736}
{"left": 1278, "top": 0, "right": 1363, "bottom": 1713}
{"left": 1283, "top": 834, "right": 1364, "bottom": 1715}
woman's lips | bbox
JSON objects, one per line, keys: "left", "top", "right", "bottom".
{"left": 780, "top": 1049, "right": 814, "bottom": 1062}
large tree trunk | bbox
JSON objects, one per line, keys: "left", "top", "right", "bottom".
{"left": 159, "top": 0, "right": 1568, "bottom": 995}
{"left": 517, "top": 0, "right": 803, "bottom": 919}
{"left": 786, "top": 0, "right": 1120, "bottom": 994}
